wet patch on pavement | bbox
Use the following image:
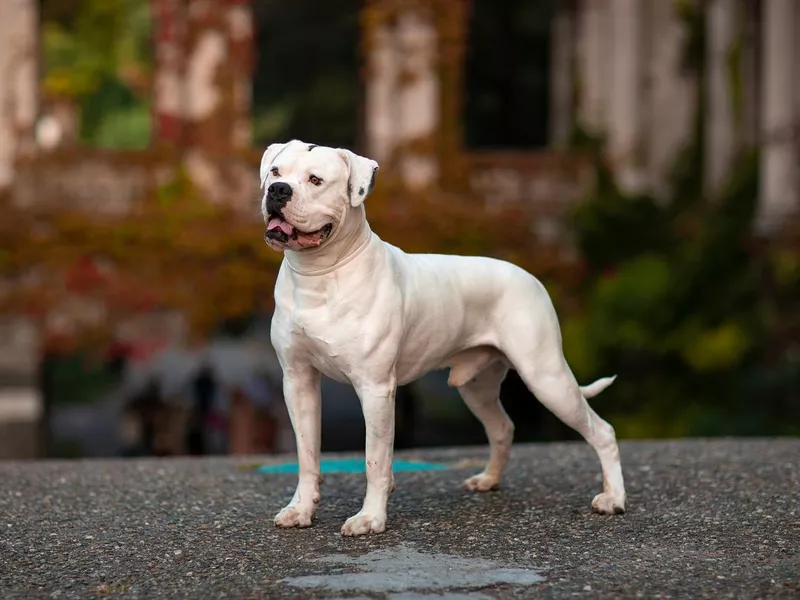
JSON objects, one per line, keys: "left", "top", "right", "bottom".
{"left": 283, "top": 542, "right": 543, "bottom": 597}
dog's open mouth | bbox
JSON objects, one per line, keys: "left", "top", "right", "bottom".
{"left": 265, "top": 216, "right": 333, "bottom": 248}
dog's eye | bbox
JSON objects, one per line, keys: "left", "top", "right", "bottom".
{"left": 309, "top": 174, "right": 323, "bottom": 186}
{"left": 271, "top": 167, "right": 280, "bottom": 177}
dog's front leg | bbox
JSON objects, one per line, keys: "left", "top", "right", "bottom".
{"left": 274, "top": 363, "right": 321, "bottom": 529}
{"left": 341, "top": 378, "right": 396, "bottom": 536}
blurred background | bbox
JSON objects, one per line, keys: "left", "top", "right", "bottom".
{"left": 0, "top": 0, "right": 797, "bottom": 460}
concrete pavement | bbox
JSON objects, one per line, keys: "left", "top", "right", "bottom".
{"left": 1, "top": 439, "right": 798, "bottom": 598}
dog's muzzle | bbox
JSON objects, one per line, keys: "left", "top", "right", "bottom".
{"left": 265, "top": 218, "right": 334, "bottom": 248}
{"left": 265, "top": 228, "right": 290, "bottom": 243}
{"left": 266, "top": 182, "right": 293, "bottom": 216}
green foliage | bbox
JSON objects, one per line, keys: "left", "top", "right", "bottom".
{"left": 47, "top": 352, "right": 119, "bottom": 407}
{"left": 674, "top": 0, "right": 706, "bottom": 75}
{"left": 563, "top": 143, "right": 799, "bottom": 438}
{"left": 79, "top": 77, "right": 152, "bottom": 148}
{"left": 90, "top": 104, "right": 152, "bottom": 149}
{"left": 42, "top": 0, "right": 152, "bottom": 149}
{"left": 563, "top": 2, "right": 797, "bottom": 437}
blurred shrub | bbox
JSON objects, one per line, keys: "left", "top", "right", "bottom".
{"left": 562, "top": 142, "right": 799, "bottom": 438}
{"left": 0, "top": 161, "right": 541, "bottom": 353}
{"left": 42, "top": 0, "right": 152, "bottom": 148}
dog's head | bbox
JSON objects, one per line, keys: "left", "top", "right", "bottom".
{"left": 260, "top": 140, "right": 379, "bottom": 252}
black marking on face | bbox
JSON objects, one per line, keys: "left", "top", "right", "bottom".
{"left": 358, "top": 186, "right": 365, "bottom": 196}
{"left": 348, "top": 182, "right": 353, "bottom": 198}
{"left": 308, "top": 144, "right": 318, "bottom": 151}
{"left": 368, "top": 167, "right": 377, "bottom": 194}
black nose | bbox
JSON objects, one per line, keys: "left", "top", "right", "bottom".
{"left": 267, "top": 182, "right": 292, "bottom": 201}
{"left": 268, "top": 181, "right": 292, "bottom": 198}
{"left": 267, "top": 182, "right": 293, "bottom": 214}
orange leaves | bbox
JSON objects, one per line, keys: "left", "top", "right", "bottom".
{"left": 1, "top": 143, "right": 582, "bottom": 353}
{"left": 1, "top": 176, "right": 273, "bottom": 349}
{"left": 365, "top": 180, "right": 533, "bottom": 267}
{"left": 63, "top": 256, "right": 107, "bottom": 294}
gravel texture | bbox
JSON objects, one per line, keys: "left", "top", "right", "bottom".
{"left": 0, "top": 439, "right": 798, "bottom": 599}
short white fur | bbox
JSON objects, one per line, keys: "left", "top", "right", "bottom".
{"left": 263, "top": 140, "right": 626, "bottom": 536}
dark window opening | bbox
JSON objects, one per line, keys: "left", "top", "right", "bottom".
{"left": 252, "top": 0, "right": 362, "bottom": 150}
{"left": 463, "top": 0, "right": 555, "bottom": 150}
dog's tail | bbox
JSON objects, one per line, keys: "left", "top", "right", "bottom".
{"left": 579, "top": 375, "right": 617, "bottom": 399}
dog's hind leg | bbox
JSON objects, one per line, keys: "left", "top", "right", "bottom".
{"left": 457, "top": 360, "right": 514, "bottom": 492}
{"left": 509, "top": 347, "right": 626, "bottom": 514}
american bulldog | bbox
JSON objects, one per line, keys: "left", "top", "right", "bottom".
{"left": 261, "top": 140, "right": 626, "bottom": 536}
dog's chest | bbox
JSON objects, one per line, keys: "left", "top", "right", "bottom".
{"left": 278, "top": 298, "right": 355, "bottom": 383}
{"left": 290, "top": 308, "right": 334, "bottom": 347}
{"left": 294, "top": 319, "right": 353, "bottom": 384}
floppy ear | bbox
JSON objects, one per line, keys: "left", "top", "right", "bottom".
{"left": 259, "top": 142, "right": 289, "bottom": 188}
{"left": 338, "top": 148, "right": 379, "bottom": 207}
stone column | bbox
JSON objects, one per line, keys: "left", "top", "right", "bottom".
{"left": 608, "top": 0, "right": 646, "bottom": 193}
{"left": 363, "top": 1, "right": 457, "bottom": 189}
{"left": 797, "top": 3, "right": 800, "bottom": 129}
{"left": 705, "top": 0, "right": 739, "bottom": 195}
{"left": 364, "top": 14, "right": 401, "bottom": 166}
{"left": 577, "top": 0, "right": 610, "bottom": 135}
{"left": 180, "top": 0, "right": 255, "bottom": 206}
{"left": 395, "top": 9, "right": 439, "bottom": 191}
{"left": 757, "top": 0, "right": 799, "bottom": 234}
{"left": 152, "top": 0, "right": 187, "bottom": 147}
{"left": 434, "top": 0, "right": 468, "bottom": 190}
{"left": 0, "top": 0, "right": 38, "bottom": 190}
{"left": 550, "top": 1, "right": 575, "bottom": 148}
{"left": 184, "top": 0, "right": 232, "bottom": 157}
{"left": 647, "top": 0, "right": 696, "bottom": 198}
{"left": 226, "top": 0, "right": 254, "bottom": 151}
{"left": 741, "top": 0, "right": 762, "bottom": 148}
{"left": 152, "top": 0, "right": 253, "bottom": 150}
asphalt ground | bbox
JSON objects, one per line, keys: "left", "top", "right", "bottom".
{"left": 1, "top": 438, "right": 798, "bottom": 599}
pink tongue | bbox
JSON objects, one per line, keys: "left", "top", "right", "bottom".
{"left": 267, "top": 218, "right": 294, "bottom": 235}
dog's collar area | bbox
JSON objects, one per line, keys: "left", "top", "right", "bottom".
{"left": 285, "top": 230, "right": 375, "bottom": 277}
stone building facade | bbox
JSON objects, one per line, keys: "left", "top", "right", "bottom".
{"left": 360, "top": 0, "right": 798, "bottom": 237}
{"left": 544, "top": 0, "right": 799, "bottom": 234}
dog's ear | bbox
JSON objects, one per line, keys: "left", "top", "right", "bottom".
{"left": 338, "top": 148, "right": 379, "bottom": 207}
{"left": 259, "top": 142, "right": 289, "bottom": 188}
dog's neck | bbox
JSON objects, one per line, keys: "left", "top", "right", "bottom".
{"left": 284, "top": 206, "right": 373, "bottom": 276}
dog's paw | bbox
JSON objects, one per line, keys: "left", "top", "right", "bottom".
{"left": 463, "top": 472, "right": 501, "bottom": 492}
{"left": 340, "top": 512, "right": 386, "bottom": 536}
{"left": 591, "top": 492, "right": 626, "bottom": 515}
{"left": 274, "top": 505, "right": 314, "bottom": 528}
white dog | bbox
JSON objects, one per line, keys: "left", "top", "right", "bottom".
{"left": 261, "top": 140, "right": 626, "bottom": 537}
